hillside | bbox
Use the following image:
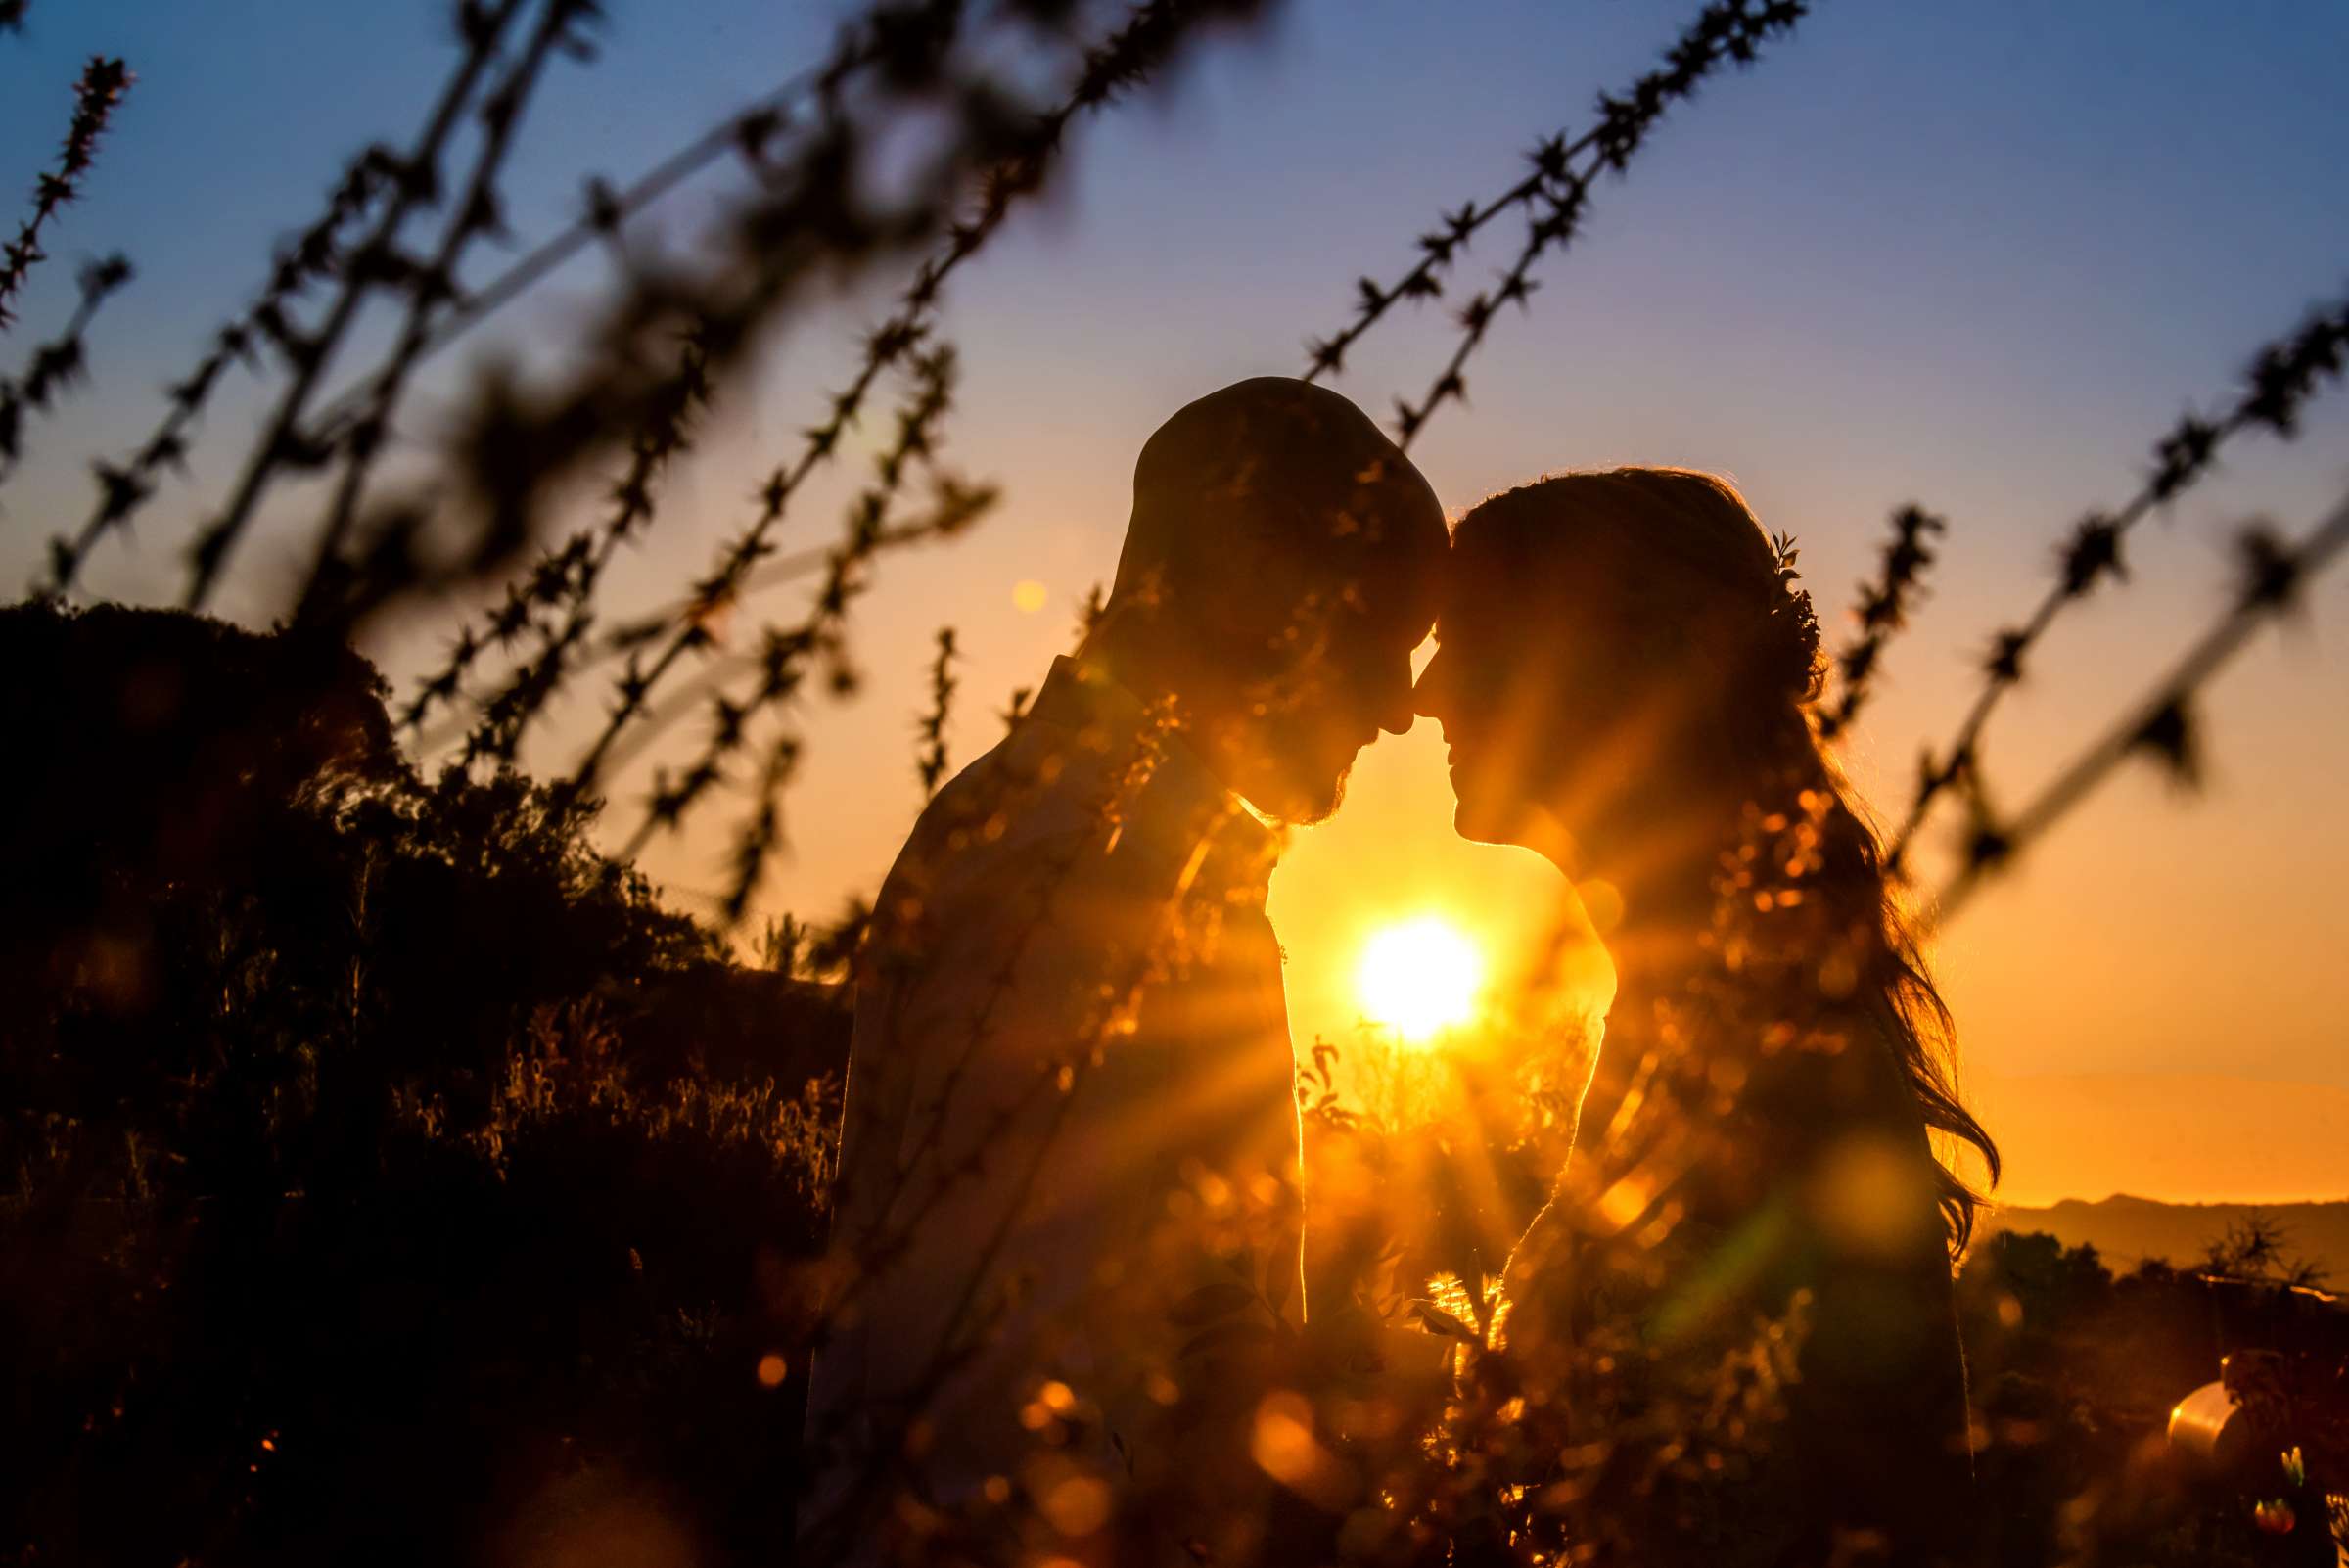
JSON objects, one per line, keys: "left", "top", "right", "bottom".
{"left": 1986, "top": 1194, "right": 2349, "bottom": 1279}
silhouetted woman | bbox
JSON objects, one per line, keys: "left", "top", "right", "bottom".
{"left": 1413, "top": 469, "right": 1998, "bottom": 1566}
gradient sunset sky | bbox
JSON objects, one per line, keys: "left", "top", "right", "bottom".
{"left": 5, "top": 1, "right": 2346, "bottom": 1206}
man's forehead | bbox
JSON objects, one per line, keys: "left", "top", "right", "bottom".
{"left": 1340, "top": 550, "right": 1443, "bottom": 640}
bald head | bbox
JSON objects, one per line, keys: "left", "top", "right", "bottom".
{"left": 1093, "top": 378, "right": 1446, "bottom": 823}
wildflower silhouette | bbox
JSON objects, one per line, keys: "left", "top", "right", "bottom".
{"left": 1817, "top": 503, "right": 1946, "bottom": 742}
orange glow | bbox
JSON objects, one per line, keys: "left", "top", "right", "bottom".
{"left": 1357, "top": 915, "right": 1485, "bottom": 1042}
{"left": 1251, "top": 1390, "right": 1351, "bottom": 1509}
{"left": 1039, "top": 1475, "right": 1112, "bottom": 1537}
{"left": 755, "top": 1353, "right": 788, "bottom": 1388}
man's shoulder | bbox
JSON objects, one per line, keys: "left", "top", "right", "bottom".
{"left": 906, "top": 721, "right": 1108, "bottom": 860}
{"left": 867, "top": 721, "right": 1106, "bottom": 937}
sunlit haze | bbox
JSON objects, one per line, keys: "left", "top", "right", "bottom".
{"left": 4, "top": 2, "right": 2345, "bottom": 1208}
{"left": 1357, "top": 915, "right": 1487, "bottom": 1044}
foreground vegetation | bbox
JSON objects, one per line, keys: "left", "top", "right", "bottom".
{"left": 6, "top": 0, "right": 2347, "bottom": 1559}
{"left": 4, "top": 605, "right": 2342, "bottom": 1564}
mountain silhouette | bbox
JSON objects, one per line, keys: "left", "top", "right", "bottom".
{"left": 1985, "top": 1194, "right": 2349, "bottom": 1281}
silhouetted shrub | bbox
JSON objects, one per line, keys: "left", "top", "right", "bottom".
{"left": 0, "top": 604, "right": 848, "bottom": 1565}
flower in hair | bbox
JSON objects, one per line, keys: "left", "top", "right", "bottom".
{"left": 1767, "top": 530, "right": 1823, "bottom": 697}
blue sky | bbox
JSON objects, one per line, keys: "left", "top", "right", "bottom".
{"left": 5, "top": 1, "right": 2347, "bottom": 1201}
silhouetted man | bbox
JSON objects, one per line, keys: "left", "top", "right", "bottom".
{"left": 801, "top": 378, "right": 1445, "bottom": 1564}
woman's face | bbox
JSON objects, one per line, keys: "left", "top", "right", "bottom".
{"left": 1412, "top": 536, "right": 1687, "bottom": 863}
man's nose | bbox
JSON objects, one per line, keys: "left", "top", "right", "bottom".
{"left": 1374, "top": 652, "right": 1419, "bottom": 736}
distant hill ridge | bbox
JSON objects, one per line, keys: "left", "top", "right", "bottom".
{"left": 1985, "top": 1195, "right": 2349, "bottom": 1280}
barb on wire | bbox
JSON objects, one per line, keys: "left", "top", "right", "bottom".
{"left": 1886, "top": 289, "right": 2349, "bottom": 871}
{"left": 40, "top": 146, "right": 396, "bottom": 596}
{"left": 0, "top": 3, "right": 29, "bottom": 36}
{"left": 916, "top": 624, "right": 959, "bottom": 796}
{"left": 177, "top": 0, "right": 535, "bottom": 610}
{"left": 1817, "top": 503, "right": 1946, "bottom": 742}
{"left": 0, "top": 253, "right": 130, "bottom": 487}
{"left": 1935, "top": 486, "right": 2349, "bottom": 920}
{"left": 1300, "top": 1, "right": 1801, "bottom": 414}
{"left": 1, "top": 56, "right": 129, "bottom": 331}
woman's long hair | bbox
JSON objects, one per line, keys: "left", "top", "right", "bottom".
{"left": 1453, "top": 468, "right": 2000, "bottom": 1251}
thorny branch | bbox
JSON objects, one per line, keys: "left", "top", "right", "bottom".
{"left": 292, "top": 0, "right": 601, "bottom": 626}
{"left": 39, "top": 146, "right": 396, "bottom": 595}
{"left": 410, "top": 0, "right": 1266, "bottom": 758}
{"left": 554, "top": 341, "right": 972, "bottom": 815}
{"left": 437, "top": 331, "right": 709, "bottom": 763}
{"left": 304, "top": 62, "right": 838, "bottom": 449}
{"left": 1301, "top": 0, "right": 1805, "bottom": 453}
{"left": 1817, "top": 503, "right": 1945, "bottom": 742}
{"left": 0, "top": 56, "right": 129, "bottom": 331}
{"left": 916, "top": 624, "right": 958, "bottom": 797}
{"left": 178, "top": 0, "right": 536, "bottom": 610}
{"left": 0, "top": 253, "right": 129, "bottom": 488}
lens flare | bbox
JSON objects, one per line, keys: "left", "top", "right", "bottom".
{"left": 1357, "top": 916, "right": 1485, "bottom": 1043}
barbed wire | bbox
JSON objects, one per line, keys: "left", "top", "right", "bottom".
{"left": 0, "top": 55, "right": 129, "bottom": 331}
{"left": 1883, "top": 289, "right": 2349, "bottom": 873}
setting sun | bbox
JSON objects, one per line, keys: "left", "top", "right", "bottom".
{"left": 1357, "top": 916, "right": 1487, "bottom": 1043}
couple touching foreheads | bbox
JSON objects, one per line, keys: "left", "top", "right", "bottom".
{"left": 804, "top": 378, "right": 1998, "bottom": 1567}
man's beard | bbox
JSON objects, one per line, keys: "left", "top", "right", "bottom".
{"left": 1256, "top": 754, "right": 1353, "bottom": 827}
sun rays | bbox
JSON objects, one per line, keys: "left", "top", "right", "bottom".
{"left": 1357, "top": 915, "right": 1487, "bottom": 1043}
